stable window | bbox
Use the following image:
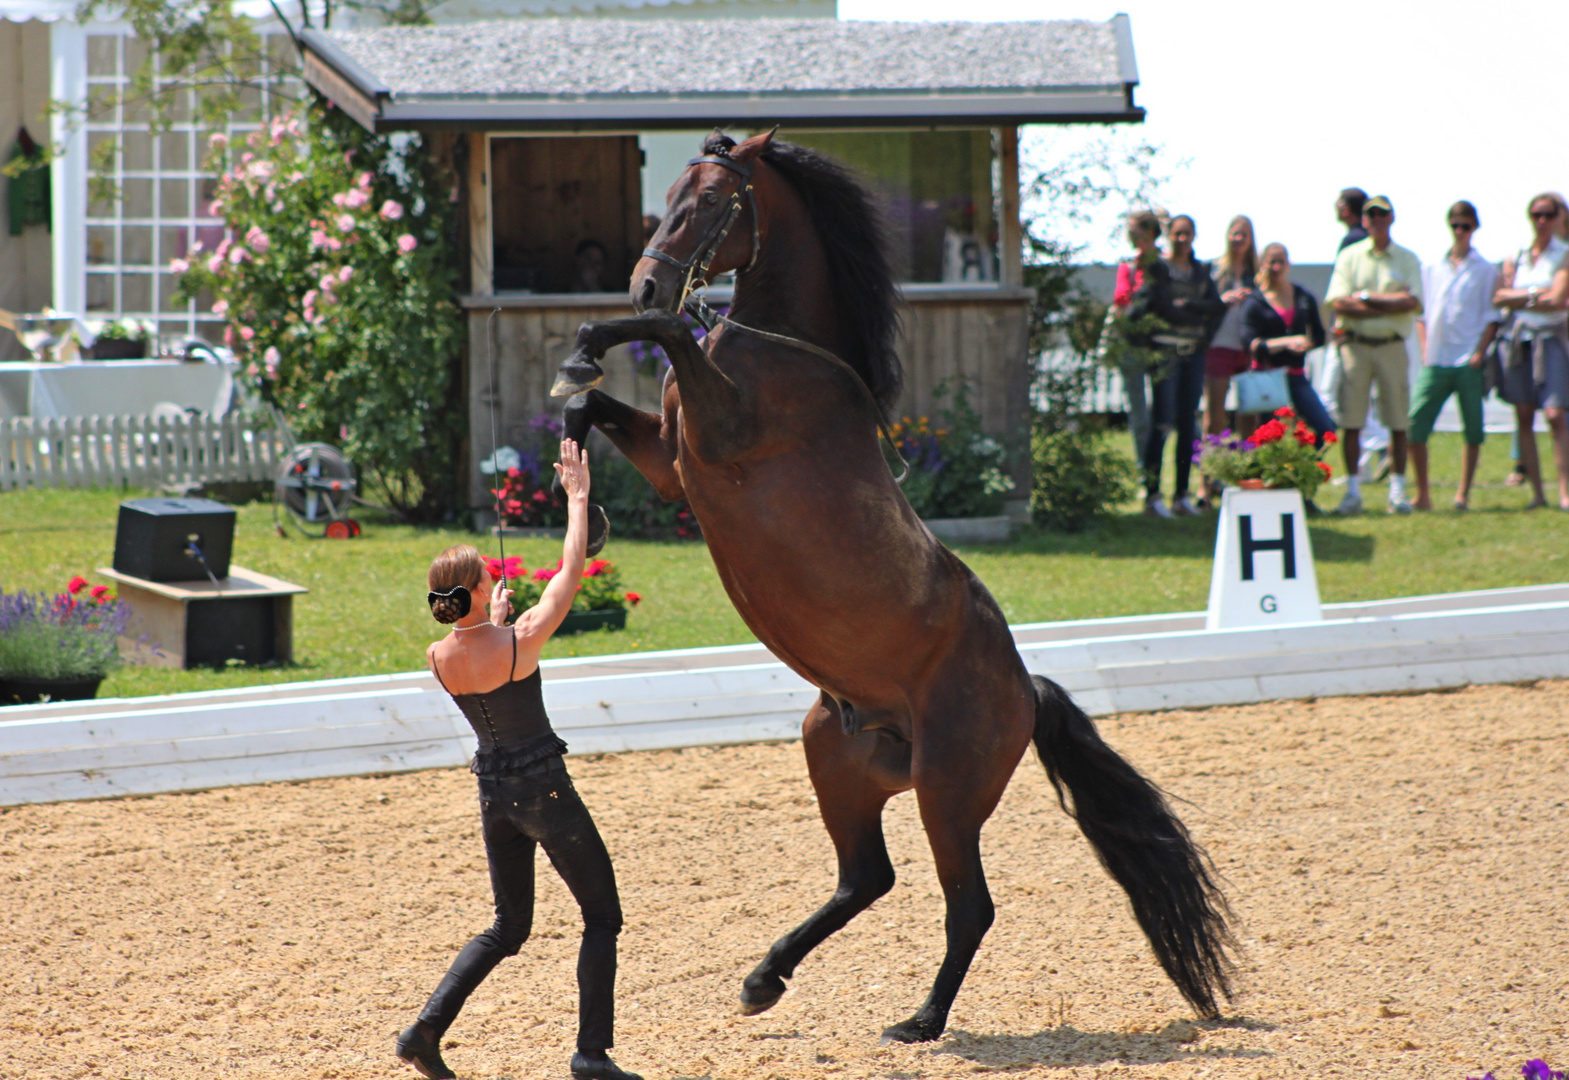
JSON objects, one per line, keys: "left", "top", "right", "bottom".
{"left": 785, "top": 130, "right": 998, "bottom": 285}
{"left": 490, "top": 136, "right": 644, "bottom": 295}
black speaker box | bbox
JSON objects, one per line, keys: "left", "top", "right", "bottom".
{"left": 113, "top": 497, "right": 237, "bottom": 583}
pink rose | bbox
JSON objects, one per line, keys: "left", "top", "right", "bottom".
{"left": 206, "top": 254, "right": 225, "bottom": 273}
{"left": 239, "top": 326, "right": 255, "bottom": 341}
{"left": 208, "top": 132, "right": 229, "bottom": 151}
{"left": 169, "top": 258, "right": 190, "bottom": 274}
{"left": 379, "top": 200, "right": 404, "bottom": 221}
{"left": 223, "top": 326, "right": 234, "bottom": 345}
{"left": 332, "top": 192, "right": 348, "bottom": 207}
{"left": 309, "top": 229, "right": 330, "bottom": 250}
{"left": 397, "top": 234, "right": 417, "bottom": 254}
{"left": 357, "top": 171, "right": 372, "bottom": 189}
{"left": 336, "top": 214, "right": 355, "bottom": 232}
{"left": 228, "top": 244, "right": 249, "bottom": 264}
{"left": 344, "top": 188, "right": 368, "bottom": 208}
{"left": 263, "top": 345, "right": 281, "bottom": 367}
{"left": 337, "top": 265, "right": 353, "bottom": 283}
{"left": 302, "top": 290, "right": 318, "bottom": 309}
{"left": 212, "top": 299, "right": 229, "bottom": 316}
{"left": 246, "top": 362, "right": 259, "bottom": 377}
{"left": 241, "top": 151, "right": 254, "bottom": 164}
{"left": 245, "top": 226, "right": 270, "bottom": 253}
{"left": 320, "top": 275, "right": 337, "bottom": 293}
{"left": 209, "top": 200, "right": 223, "bottom": 215}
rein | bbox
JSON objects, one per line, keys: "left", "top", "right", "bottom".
{"left": 645, "top": 151, "right": 910, "bottom": 483}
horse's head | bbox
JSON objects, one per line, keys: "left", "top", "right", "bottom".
{"left": 632, "top": 129, "right": 776, "bottom": 313}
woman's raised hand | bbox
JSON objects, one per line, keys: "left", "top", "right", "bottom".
{"left": 553, "top": 438, "right": 590, "bottom": 503}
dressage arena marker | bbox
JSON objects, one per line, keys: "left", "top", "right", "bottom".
{"left": 4, "top": 583, "right": 1568, "bottom": 808}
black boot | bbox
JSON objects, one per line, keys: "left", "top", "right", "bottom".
{"left": 570, "top": 1050, "right": 643, "bottom": 1080}
{"left": 396, "top": 1022, "right": 456, "bottom": 1080}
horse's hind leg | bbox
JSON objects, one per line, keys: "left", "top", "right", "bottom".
{"left": 740, "top": 694, "right": 906, "bottom": 1015}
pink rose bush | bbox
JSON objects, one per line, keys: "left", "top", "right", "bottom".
{"left": 170, "top": 101, "right": 461, "bottom": 519}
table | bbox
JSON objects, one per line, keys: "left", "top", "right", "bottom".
{"left": 97, "top": 564, "right": 308, "bottom": 670}
{"left": 0, "top": 359, "right": 237, "bottom": 421}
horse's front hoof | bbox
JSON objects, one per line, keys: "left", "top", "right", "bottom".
{"left": 551, "top": 352, "right": 606, "bottom": 398}
{"left": 586, "top": 504, "right": 609, "bottom": 557}
{"left": 879, "top": 1016, "right": 944, "bottom": 1044}
{"left": 740, "top": 971, "right": 787, "bottom": 1016}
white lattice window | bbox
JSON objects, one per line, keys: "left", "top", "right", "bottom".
{"left": 80, "top": 29, "right": 292, "bottom": 343}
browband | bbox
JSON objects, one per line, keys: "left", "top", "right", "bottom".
{"left": 427, "top": 585, "right": 472, "bottom": 619}
{"left": 687, "top": 154, "right": 752, "bottom": 179}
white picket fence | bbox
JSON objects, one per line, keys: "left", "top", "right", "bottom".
{"left": 0, "top": 413, "right": 286, "bottom": 491}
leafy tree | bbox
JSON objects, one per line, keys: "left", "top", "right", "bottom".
{"left": 1019, "top": 133, "right": 1168, "bottom": 531}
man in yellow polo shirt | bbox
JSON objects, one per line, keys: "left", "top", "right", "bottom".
{"left": 1325, "top": 195, "right": 1425, "bottom": 514}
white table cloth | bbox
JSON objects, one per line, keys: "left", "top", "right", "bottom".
{"left": 0, "top": 360, "right": 237, "bottom": 421}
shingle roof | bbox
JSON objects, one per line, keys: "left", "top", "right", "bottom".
{"left": 301, "top": 17, "right": 1141, "bottom": 131}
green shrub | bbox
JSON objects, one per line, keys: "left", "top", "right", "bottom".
{"left": 173, "top": 99, "right": 464, "bottom": 522}
{"left": 885, "top": 381, "right": 1015, "bottom": 519}
{"left": 1030, "top": 419, "right": 1136, "bottom": 532}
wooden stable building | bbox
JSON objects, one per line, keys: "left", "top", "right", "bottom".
{"left": 298, "top": 17, "right": 1143, "bottom": 520}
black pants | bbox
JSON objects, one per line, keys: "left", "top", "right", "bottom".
{"left": 1144, "top": 347, "right": 1207, "bottom": 497}
{"left": 417, "top": 758, "right": 623, "bottom": 1052}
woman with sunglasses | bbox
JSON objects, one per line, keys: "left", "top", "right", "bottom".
{"left": 1239, "top": 243, "right": 1335, "bottom": 446}
{"left": 398, "top": 439, "right": 644, "bottom": 1080}
{"left": 1494, "top": 193, "right": 1569, "bottom": 510}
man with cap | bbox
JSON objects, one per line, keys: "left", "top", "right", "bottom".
{"left": 1325, "top": 194, "right": 1425, "bottom": 514}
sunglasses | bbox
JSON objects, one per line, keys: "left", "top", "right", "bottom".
{"left": 1365, "top": 208, "right": 1391, "bottom": 218}
{"left": 1449, "top": 221, "right": 1475, "bottom": 231}
{"left": 1531, "top": 209, "right": 1561, "bottom": 221}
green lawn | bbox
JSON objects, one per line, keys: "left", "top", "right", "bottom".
{"left": 1, "top": 433, "right": 1562, "bottom": 699}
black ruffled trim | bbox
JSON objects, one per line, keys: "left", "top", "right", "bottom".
{"left": 471, "top": 734, "right": 568, "bottom": 777}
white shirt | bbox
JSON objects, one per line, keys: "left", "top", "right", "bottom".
{"left": 1514, "top": 236, "right": 1569, "bottom": 332}
{"left": 1420, "top": 249, "right": 1499, "bottom": 366}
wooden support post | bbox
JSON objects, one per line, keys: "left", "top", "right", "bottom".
{"left": 999, "top": 126, "right": 1023, "bottom": 288}
{"left": 468, "top": 132, "right": 493, "bottom": 297}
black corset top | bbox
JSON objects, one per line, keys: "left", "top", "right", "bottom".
{"left": 432, "top": 638, "right": 567, "bottom": 776}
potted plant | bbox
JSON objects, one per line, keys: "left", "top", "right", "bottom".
{"left": 1193, "top": 408, "right": 1337, "bottom": 501}
{"left": 486, "top": 556, "right": 642, "bottom": 636}
{"left": 86, "top": 318, "right": 155, "bottom": 360}
{"left": 886, "top": 382, "right": 1017, "bottom": 543}
{"left": 0, "top": 577, "right": 128, "bottom": 705}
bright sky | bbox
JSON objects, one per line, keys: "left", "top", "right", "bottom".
{"left": 841, "top": 0, "right": 1569, "bottom": 267}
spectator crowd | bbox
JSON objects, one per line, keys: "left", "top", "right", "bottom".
{"left": 1110, "top": 188, "right": 1569, "bottom": 517}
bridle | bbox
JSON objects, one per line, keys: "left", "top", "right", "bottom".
{"left": 641, "top": 149, "right": 910, "bottom": 483}
{"left": 640, "top": 153, "right": 760, "bottom": 328}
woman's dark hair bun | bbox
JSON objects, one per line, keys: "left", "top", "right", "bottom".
{"left": 428, "top": 585, "right": 472, "bottom": 625}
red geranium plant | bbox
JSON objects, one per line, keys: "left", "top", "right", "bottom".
{"left": 1193, "top": 408, "right": 1337, "bottom": 499}
{"left": 485, "top": 555, "right": 643, "bottom": 624}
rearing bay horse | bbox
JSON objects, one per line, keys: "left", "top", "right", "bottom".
{"left": 549, "top": 130, "right": 1235, "bottom": 1042}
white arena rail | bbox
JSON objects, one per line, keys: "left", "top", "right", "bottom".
{"left": 0, "top": 412, "right": 284, "bottom": 491}
{"left": 3, "top": 584, "right": 1568, "bottom": 807}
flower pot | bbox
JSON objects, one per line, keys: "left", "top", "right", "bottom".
{"left": 0, "top": 674, "right": 105, "bottom": 707}
{"left": 556, "top": 609, "right": 628, "bottom": 636}
{"left": 88, "top": 338, "right": 149, "bottom": 360}
{"left": 1237, "top": 479, "right": 1267, "bottom": 490}
{"left": 921, "top": 515, "right": 1012, "bottom": 544}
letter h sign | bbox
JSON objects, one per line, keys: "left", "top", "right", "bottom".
{"left": 1206, "top": 487, "right": 1320, "bottom": 630}
{"left": 1238, "top": 514, "right": 1296, "bottom": 581}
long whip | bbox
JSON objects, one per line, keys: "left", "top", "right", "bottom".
{"left": 485, "top": 306, "right": 507, "bottom": 592}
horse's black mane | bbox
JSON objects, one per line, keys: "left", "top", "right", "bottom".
{"left": 704, "top": 132, "right": 903, "bottom": 412}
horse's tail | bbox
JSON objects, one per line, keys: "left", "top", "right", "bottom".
{"left": 1030, "top": 674, "right": 1236, "bottom": 1018}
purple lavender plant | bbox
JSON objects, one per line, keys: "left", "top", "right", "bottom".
{"left": 0, "top": 587, "right": 128, "bottom": 680}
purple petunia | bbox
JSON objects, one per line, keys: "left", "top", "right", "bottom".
{"left": 1522, "top": 1061, "right": 1566, "bottom": 1080}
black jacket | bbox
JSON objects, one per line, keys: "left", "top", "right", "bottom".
{"left": 1240, "top": 285, "right": 1326, "bottom": 369}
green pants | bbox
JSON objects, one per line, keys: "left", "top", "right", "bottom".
{"left": 1409, "top": 364, "right": 1486, "bottom": 445}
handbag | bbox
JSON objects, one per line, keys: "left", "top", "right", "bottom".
{"left": 1232, "top": 366, "right": 1291, "bottom": 414}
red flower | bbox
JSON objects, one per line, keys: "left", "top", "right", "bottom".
{"left": 90, "top": 585, "right": 110, "bottom": 601}
{"left": 586, "top": 558, "right": 609, "bottom": 577}
{"left": 485, "top": 556, "right": 525, "bottom": 581}
{"left": 531, "top": 490, "right": 547, "bottom": 502}
{"left": 506, "top": 467, "right": 521, "bottom": 479}
{"left": 1317, "top": 462, "right": 1333, "bottom": 477}
{"left": 1251, "top": 419, "right": 1286, "bottom": 444}
{"left": 533, "top": 566, "right": 558, "bottom": 582}
{"left": 1274, "top": 407, "right": 1297, "bottom": 419}
{"left": 625, "top": 591, "right": 642, "bottom": 606}
{"left": 68, "top": 575, "right": 89, "bottom": 594}
{"left": 1294, "top": 425, "right": 1316, "bottom": 446}
{"left": 1324, "top": 431, "right": 1339, "bottom": 445}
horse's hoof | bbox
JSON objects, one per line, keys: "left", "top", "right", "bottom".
{"left": 740, "top": 971, "right": 787, "bottom": 1016}
{"left": 551, "top": 352, "right": 606, "bottom": 398}
{"left": 879, "top": 1017, "right": 944, "bottom": 1044}
{"left": 586, "top": 504, "right": 609, "bottom": 557}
